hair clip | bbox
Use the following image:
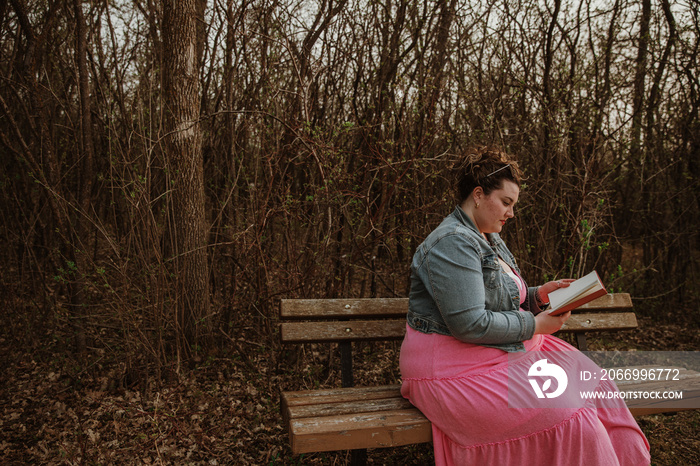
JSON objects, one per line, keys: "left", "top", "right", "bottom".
{"left": 485, "top": 164, "right": 511, "bottom": 178}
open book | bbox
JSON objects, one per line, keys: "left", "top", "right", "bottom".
{"left": 547, "top": 271, "right": 608, "bottom": 316}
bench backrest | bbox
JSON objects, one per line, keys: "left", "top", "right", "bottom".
{"left": 279, "top": 293, "right": 636, "bottom": 344}
{"left": 279, "top": 293, "right": 636, "bottom": 385}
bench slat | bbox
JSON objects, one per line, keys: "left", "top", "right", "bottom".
{"left": 603, "top": 365, "right": 700, "bottom": 415}
{"left": 280, "top": 298, "right": 408, "bottom": 319}
{"left": 280, "top": 312, "right": 636, "bottom": 343}
{"left": 280, "top": 294, "right": 632, "bottom": 321}
{"left": 281, "top": 385, "right": 403, "bottom": 424}
{"left": 560, "top": 312, "right": 637, "bottom": 332}
{"left": 290, "top": 408, "right": 432, "bottom": 453}
{"left": 287, "top": 396, "right": 415, "bottom": 419}
{"left": 280, "top": 319, "right": 406, "bottom": 343}
{"left": 575, "top": 293, "right": 632, "bottom": 311}
{"left": 612, "top": 366, "right": 700, "bottom": 386}
{"left": 624, "top": 386, "right": 700, "bottom": 415}
{"left": 283, "top": 385, "right": 401, "bottom": 407}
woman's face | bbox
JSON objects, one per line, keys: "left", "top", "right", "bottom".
{"left": 473, "top": 180, "right": 519, "bottom": 234}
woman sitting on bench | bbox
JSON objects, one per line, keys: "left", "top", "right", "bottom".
{"left": 399, "top": 146, "right": 650, "bottom": 465}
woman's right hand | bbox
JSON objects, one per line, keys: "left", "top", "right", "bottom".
{"left": 534, "top": 310, "right": 571, "bottom": 335}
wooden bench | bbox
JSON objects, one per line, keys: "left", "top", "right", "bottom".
{"left": 279, "top": 294, "right": 699, "bottom": 460}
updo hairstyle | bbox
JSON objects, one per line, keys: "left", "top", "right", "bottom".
{"left": 453, "top": 146, "right": 523, "bottom": 204}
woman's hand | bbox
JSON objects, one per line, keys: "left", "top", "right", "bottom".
{"left": 536, "top": 279, "right": 576, "bottom": 306}
{"left": 532, "top": 278, "right": 576, "bottom": 334}
{"left": 534, "top": 310, "right": 571, "bottom": 335}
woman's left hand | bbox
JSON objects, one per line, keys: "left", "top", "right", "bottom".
{"left": 537, "top": 279, "right": 576, "bottom": 305}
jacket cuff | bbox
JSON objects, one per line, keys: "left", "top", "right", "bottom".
{"left": 527, "top": 286, "right": 547, "bottom": 315}
{"left": 518, "top": 310, "right": 536, "bottom": 341}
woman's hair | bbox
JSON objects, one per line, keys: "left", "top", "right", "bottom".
{"left": 453, "top": 146, "right": 523, "bottom": 203}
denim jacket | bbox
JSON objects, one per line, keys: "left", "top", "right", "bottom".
{"left": 406, "top": 206, "right": 543, "bottom": 352}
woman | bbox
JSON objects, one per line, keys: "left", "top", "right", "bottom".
{"left": 399, "top": 146, "right": 650, "bottom": 465}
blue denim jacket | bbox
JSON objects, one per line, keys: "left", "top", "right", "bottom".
{"left": 407, "top": 206, "right": 543, "bottom": 352}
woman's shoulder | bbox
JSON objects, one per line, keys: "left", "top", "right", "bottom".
{"left": 423, "top": 214, "right": 485, "bottom": 252}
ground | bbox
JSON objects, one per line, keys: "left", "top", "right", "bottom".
{"left": 0, "top": 315, "right": 698, "bottom": 465}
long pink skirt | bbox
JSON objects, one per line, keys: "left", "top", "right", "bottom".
{"left": 400, "top": 325, "right": 651, "bottom": 465}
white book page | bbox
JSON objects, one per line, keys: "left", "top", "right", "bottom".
{"left": 549, "top": 271, "right": 600, "bottom": 310}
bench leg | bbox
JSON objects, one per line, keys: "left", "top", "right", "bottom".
{"left": 339, "top": 341, "right": 367, "bottom": 464}
{"left": 350, "top": 449, "right": 367, "bottom": 465}
{"left": 339, "top": 341, "right": 354, "bottom": 388}
{"left": 576, "top": 333, "right": 589, "bottom": 351}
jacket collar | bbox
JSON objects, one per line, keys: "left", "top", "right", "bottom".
{"left": 452, "top": 205, "right": 501, "bottom": 247}
{"left": 452, "top": 205, "right": 478, "bottom": 233}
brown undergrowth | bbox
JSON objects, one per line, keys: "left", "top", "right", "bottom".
{"left": 0, "top": 310, "right": 697, "bottom": 465}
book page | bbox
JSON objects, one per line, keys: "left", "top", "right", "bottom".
{"left": 549, "top": 271, "right": 600, "bottom": 311}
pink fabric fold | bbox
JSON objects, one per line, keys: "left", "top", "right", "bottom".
{"left": 400, "top": 328, "right": 651, "bottom": 465}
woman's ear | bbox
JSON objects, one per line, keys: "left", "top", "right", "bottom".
{"left": 472, "top": 186, "right": 484, "bottom": 203}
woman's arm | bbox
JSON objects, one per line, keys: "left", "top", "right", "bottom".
{"left": 423, "top": 233, "right": 535, "bottom": 344}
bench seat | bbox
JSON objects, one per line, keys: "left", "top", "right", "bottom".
{"left": 283, "top": 385, "right": 430, "bottom": 453}
{"left": 282, "top": 368, "right": 700, "bottom": 454}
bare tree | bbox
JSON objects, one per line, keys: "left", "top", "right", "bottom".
{"left": 161, "top": 0, "right": 210, "bottom": 362}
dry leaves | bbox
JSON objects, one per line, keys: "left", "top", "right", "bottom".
{"left": 0, "top": 318, "right": 697, "bottom": 465}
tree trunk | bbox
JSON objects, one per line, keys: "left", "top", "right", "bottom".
{"left": 162, "top": 0, "right": 210, "bottom": 362}
{"left": 71, "top": 0, "right": 96, "bottom": 357}
{"left": 630, "top": 0, "right": 650, "bottom": 163}
{"left": 542, "top": 0, "right": 562, "bottom": 165}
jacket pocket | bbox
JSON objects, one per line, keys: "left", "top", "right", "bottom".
{"left": 482, "top": 253, "right": 501, "bottom": 291}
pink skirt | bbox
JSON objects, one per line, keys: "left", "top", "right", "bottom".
{"left": 400, "top": 325, "right": 651, "bottom": 465}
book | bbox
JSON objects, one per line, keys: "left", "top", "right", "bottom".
{"left": 547, "top": 270, "right": 608, "bottom": 316}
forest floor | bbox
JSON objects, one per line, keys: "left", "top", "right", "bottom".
{"left": 1, "top": 311, "right": 698, "bottom": 465}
